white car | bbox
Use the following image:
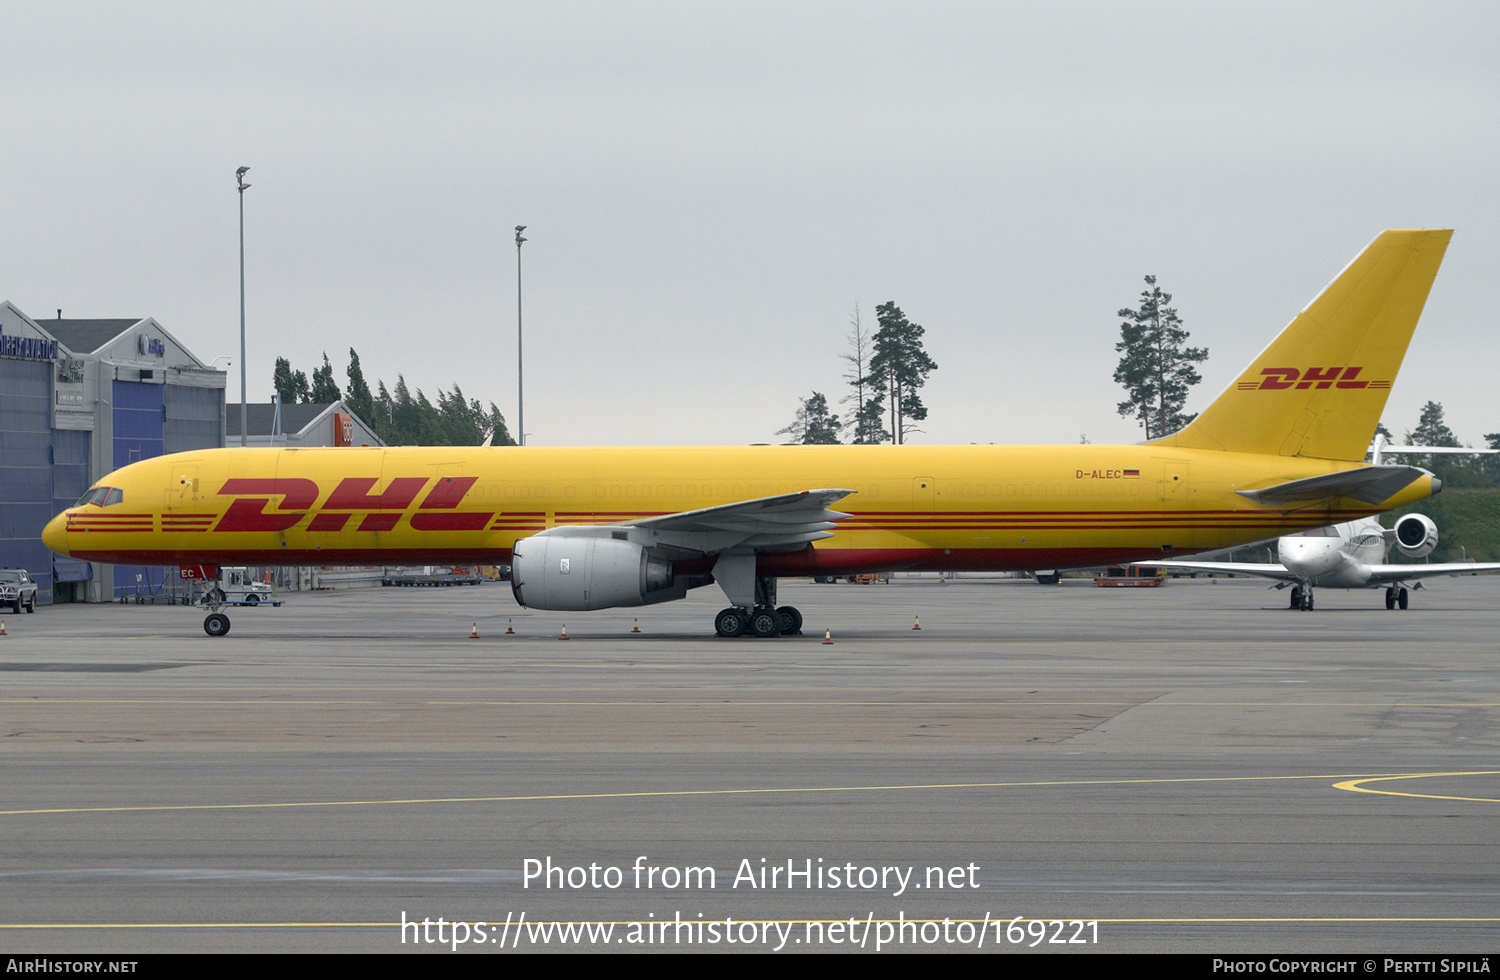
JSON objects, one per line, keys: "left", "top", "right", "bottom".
{"left": 0, "top": 569, "right": 38, "bottom": 613}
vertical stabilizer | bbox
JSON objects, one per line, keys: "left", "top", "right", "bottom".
{"left": 1154, "top": 229, "right": 1451, "bottom": 462}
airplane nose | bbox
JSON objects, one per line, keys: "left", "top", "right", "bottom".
{"left": 1279, "top": 540, "right": 1313, "bottom": 571}
{"left": 43, "top": 511, "right": 71, "bottom": 556}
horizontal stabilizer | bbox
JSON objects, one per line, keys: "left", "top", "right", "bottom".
{"left": 1235, "top": 466, "right": 1429, "bottom": 505}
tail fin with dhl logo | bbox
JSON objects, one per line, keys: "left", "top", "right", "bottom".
{"left": 1154, "top": 229, "right": 1452, "bottom": 462}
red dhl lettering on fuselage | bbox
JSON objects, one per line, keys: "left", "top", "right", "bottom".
{"left": 214, "top": 476, "right": 491, "bottom": 533}
{"left": 1234, "top": 367, "right": 1390, "bottom": 391}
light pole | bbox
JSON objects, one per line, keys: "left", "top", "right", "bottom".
{"left": 236, "top": 166, "right": 251, "bottom": 447}
{"left": 515, "top": 224, "right": 527, "bottom": 447}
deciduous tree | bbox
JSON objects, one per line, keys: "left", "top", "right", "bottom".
{"left": 344, "top": 349, "right": 374, "bottom": 423}
{"left": 840, "top": 303, "right": 887, "bottom": 444}
{"left": 310, "top": 352, "right": 340, "bottom": 404}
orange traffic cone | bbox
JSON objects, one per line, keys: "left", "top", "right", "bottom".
{"left": 631, "top": 618, "right": 641, "bottom": 633}
{"left": 822, "top": 628, "right": 832, "bottom": 645}
{"left": 470, "top": 622, "right": 479, "bottom": 639}
{"left": 913, "top": 615, "right": 921, "bottom": 630}
{"left": 0, "top": 620, "right": 6, "bottom": 636}
{"left": 559, "top": 624, "right": 569, "bottom": 640}
{"left": 506, "top": 618, "right": 515, "bottom": 634}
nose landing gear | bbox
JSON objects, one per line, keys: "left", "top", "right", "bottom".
{"left": 197, "top": 585, "right": 283, "bottom": 637}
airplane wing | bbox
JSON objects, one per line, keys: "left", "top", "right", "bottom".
{"left": 1134, "top": 560, "right": 1300, "bottom": 582}
{"left": 634, "top": 488, "right": 854, "bottom": 539}
{"left": 512, "top": 489, "right": 859, "bottom": 611}
{"left": 1363, "top": 563, "right": 1500, "bottom": 584}
{"left": 536, "top": 489, "right": 858, "bottom": 556}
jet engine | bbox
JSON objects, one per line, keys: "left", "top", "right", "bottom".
{"left": 510, "top": 531, "right": 686, "bottom": 610}
{"left": 1393, "top": 513, "right": 1438, "bottom": 558}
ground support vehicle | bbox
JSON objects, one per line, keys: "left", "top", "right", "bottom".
{"left": 180, "top": 566, "right": 283, "bottom": 636}
{"left": 381, "top": 566, "right": 487, "bottom": 587}
{"left": 0, "top": 570, "right": 38, "bottom": 613}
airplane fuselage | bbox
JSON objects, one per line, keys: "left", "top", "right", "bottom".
{"left": 1278, "top": 518, "right": 1389, "bottom": 588}
{"left": 44, "top": 443, "right": 1433, "bottom": 576}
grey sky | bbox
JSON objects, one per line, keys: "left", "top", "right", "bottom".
{"left": 3, "top": 1, "right": 1495, "bottom": 447}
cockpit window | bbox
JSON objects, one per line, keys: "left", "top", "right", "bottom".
{"left": 74, "top": 487, "right": 123, "bottom": 507}
{"left": 1293, "top": 526, "right": 1339, "bottom": 537}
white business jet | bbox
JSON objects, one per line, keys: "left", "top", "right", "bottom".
{"left": 1145, "top": 438, "right": 1500, "bottom": 610}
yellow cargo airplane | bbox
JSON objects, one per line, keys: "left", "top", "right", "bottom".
{"left": 44, "top": 229, "right": 1452, "bottom": 637}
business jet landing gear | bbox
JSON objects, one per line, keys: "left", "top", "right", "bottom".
{"left": 713, "top": 577, "right": 802, "bottom": 638}
{"left": 1385, "top": 586, "right": 1409, "bottom": 610}
{"left": 1289, "top": 585, "right": 1313, "bottom": 610}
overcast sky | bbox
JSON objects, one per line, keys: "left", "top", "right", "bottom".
{"left": 2, "top": 1, "right": 1495, "bottom": 448}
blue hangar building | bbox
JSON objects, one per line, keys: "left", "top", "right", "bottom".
{"left": 0, "top": 302, "right": 227, "bottom": 604}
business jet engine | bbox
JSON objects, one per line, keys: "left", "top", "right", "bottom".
{"left": 510, "top": 530, "right": 687, "bottom": 610}
{"left": 1393, "top": 513, "right": 1438, "bottom": 558}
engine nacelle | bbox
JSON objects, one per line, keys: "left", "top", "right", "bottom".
{"left": 510, "top": 531, "right": 685, "bottom": 611}
{"left": 1394, "top": 513, "right": 1438, "bottom": 558}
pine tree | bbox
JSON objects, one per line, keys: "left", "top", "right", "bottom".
{"left": 1114, "top": 276, "right": 1207, "bottom": 439}
{"left": 777, "top": 392, "right": 843, "bottom": 445}
{"left": 1407, "top": 402, "right": 1489, "bottom": 488}
{"left": 867, "top": 302, "right": 937, "bottom": 444}
{"left": 1407, "top": 401, "right": 1460, "bottom": 448}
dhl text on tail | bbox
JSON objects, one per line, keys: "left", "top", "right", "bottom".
{"left": 43, "top": 229, "right": 1452, "bottom": 637}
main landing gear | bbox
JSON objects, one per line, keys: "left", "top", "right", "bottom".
{"left": 1290, "top": 584, "right": 1414, "bottom": 611}
{"left": 714, "top": 577, "right": 803, "bottom": 638}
